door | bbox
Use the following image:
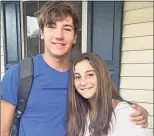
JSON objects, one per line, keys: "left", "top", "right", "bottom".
{"left": 87, "top": 2, "right": 123, "bottom": 89}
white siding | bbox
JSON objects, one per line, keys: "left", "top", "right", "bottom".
{"left": 121, "top": 50, "right": 153, "bottom": 63}
{"left": 120, "top": 2, "right": 154, "bottom": 133}
{"left": 121, "top": 64, "right": 153, "bottom": 76}
{"left": 123, "top": 7, "right": 153, "bottom": 24}
{"left": 123, "top": 22, "right": 153, "bottom": 37}
{"left": 122, "top": 36, "right": 153, "bottom": 51}
{"left": 123, "top": 2, "right": 153, "bottom": 11}
{"left": 120, "top": 89, "right": 153, "bottom": 103}
{"left": 1, "top": 6, "right": 5, "bottom": 80}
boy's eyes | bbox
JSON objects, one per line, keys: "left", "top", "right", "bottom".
{"left": 63, "top": 28, "right": 72, "bottom": 31}
{"left": 47, "top": 25, "right": 72, "bottom": 32}
{"left": 47, "top": 24, "right": 56, "bottom": 28}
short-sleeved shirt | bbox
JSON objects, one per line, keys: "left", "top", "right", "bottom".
{"left": 1, "top": 54, "right": 71, "bottom": 136}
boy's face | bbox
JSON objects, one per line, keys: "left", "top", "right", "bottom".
{"left": 41, "top": 16, "right": 77, "bottom": 58}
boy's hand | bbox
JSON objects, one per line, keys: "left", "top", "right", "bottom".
{"left": 130, "top": 103, "right": 148, "bottom": 128}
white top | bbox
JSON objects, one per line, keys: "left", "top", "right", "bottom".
{"left": 84, "top": 102, "right": 151, "bottom": 136}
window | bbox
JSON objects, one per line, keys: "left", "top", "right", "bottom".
{"left": 23, "top": 2, "right": 40, "bottom": 57}
{"left": 2, "top": 1, "right": 21, "bottom": 70}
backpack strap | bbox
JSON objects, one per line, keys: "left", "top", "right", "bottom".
{"left": 11, "top": 57, "right": 33, "bottom": 136}
{"left": 17, "top": 57, "right": 33, "bottom": 116}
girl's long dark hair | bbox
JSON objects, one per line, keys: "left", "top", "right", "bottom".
{"left": 66, "top": 52, "right": 123, "bottom": 136}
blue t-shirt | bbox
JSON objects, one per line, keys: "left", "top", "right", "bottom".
{"left": 1, "top": 54, "right": 71, "bottom": 136}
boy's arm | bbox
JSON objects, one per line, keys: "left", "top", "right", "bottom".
{"left": 1, "top": 64, "right": 19, "bottom": 136}
{"left": 1, "top": 99, "right": 16, "bottom": 136}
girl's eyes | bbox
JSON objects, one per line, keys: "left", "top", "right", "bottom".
{"left": 86, "top": 72, "right": 96, "bottom": 78}
{"left": 74, "top": 76, "right": 81, "bottom": 80}
{"left": 87, "top": 73, "right": 95, "bottom": 77}
{"left": 74, "top": 73, "right": 95, "bottom": 80}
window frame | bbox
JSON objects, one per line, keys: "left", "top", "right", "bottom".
{"left": 2, "top": 1, "right": 22, "bottom": 70}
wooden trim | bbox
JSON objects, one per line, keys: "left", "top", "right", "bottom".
{"left": 81, "top": 1, "right": 88, "bottom": 53}
{"left": 87, "top": 1, "right": 92, "bottom": 52}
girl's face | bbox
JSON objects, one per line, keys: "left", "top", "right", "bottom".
{"left": 73, "top": 60, "right": 98, "bottom": 100}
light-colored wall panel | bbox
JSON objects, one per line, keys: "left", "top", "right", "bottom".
{"left": 123, "top": 22, "right": 153, "bottom": 38}
{"left": 1, "top": 9, "right": 4, "bottom": 80}
{"left": 137, "top": 103, "right": 153, "bottom": 116}
{"left": 122, "top": 36, "right": 153, "bottom": 51}
{"left": 121, "top": 1, "right": 154, "bottom": 130}
{"left": 148, "top": 116, "right": 153, "bottom": 129}
{"left": 1, "top": 55, "right": 4, "bottom": 65}
{"left": 124, "top": 2, "right": 153, "bottom": 11}
{"left": 121, "top": 50, "right": 153, "bottom": 63}
{"left": 120, "top": 77, "right": 153, "bottom": 90}
{"left": 120, "top": 89, "right": 153, "bottom": 103}
{"left": 120, "top": 64, "right": 153, "bottom": 76}
{"left": 1, "top": 64, "right": 4, "bottom": 73}
{"left": 123, "top": 7, "right": 153, "bottom": 24}
{"left": 146, "top": 128, "right": 153, "bottom": 136}
{"left": 1, "top": 46, "right": 3, "bottom": 55}
{"left": 1, "top": 38, "right": 3, "bottom": 46}
{"left": 1, "top": 19, "right": 3, "bottom": 37}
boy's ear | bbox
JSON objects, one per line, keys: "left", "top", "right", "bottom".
{"left": 73, "top": 34, "right": 77, "bottom": 44}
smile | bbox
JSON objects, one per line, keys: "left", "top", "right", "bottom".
{"left": 81, "top": 87, "right": 93, "bottom": 91}
{"left": 52, "top": 42, "right": 66, "bottom": 46}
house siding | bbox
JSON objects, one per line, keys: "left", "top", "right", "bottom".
{"left": 1, "top": 6, "right": 4, "bottom": 80}
{"left": 120, "top": 1, "right": 153, "bottom": 134}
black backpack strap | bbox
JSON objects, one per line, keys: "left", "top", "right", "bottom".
{"left": 11, "top": 57, "right": 33, "bottom": 136}
{"left": 17, "top": 57, "right": 33, "bottom": 115}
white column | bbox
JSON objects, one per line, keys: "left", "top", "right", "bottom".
{"left": 81, "top": 1, "right": 88, "bottom": 53}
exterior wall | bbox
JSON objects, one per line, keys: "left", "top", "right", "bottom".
{"left": 1, "top": 5, "right": 4, "bottom": 80}
{"left": 120, "top": 1, "right": 153, "bottom": 134}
